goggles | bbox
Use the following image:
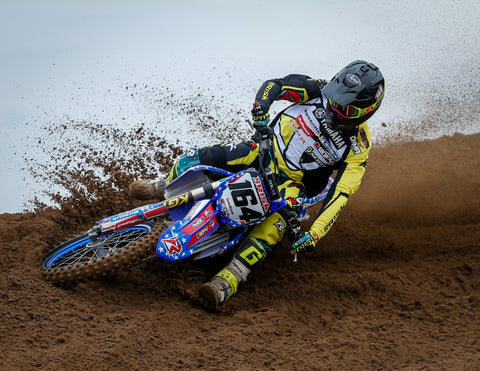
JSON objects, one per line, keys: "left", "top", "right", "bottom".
{"left": 328, "top": 87, "right": 384, "bottom": 120}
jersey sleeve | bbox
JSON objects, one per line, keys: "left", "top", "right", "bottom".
{"left": 254, "top": 74, "right": 327, "bottom": 113}
{"left": 309, "top": 122, "right": 372, "bottom": 241}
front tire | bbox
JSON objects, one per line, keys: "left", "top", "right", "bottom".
{"left": 42, "top": 220, "right": 167, "bottom": 284}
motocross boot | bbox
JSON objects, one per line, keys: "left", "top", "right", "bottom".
{"left": 166, "top": 148, "right": 200, "bottom": 184}
{"left": 199, "top": 238, "right": 268, "bottom": 307}
{"left": 128, "top": 178, "right": 166, "bottom": 200}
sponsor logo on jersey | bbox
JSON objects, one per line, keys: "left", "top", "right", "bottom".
{"left": 295, "top": 115, "right": 313, "bottom": 137}
{"left": 349, "top": 135, "right": 362, "bottom": 154}
{"left": 321, "top": 121, "right": 346, "bottom": 149}
{"left": 359, "top": 128, "right": 370, "bottom": 148}
{"left": 324, "top": 204, "right": 345, "bottom": 232}
{"left": 314, "top": 108, "right": 325, "bottom": 120}
{"left": 306, "top": 145, "right": 334, "bottom": 165}
{"left": 278, "top": 89, "right": 303, "bottom": 102}
{"left": 303, "top": 109, "right": 322, "bottom": 137}
{"left": 290, "top": 119, "right": 306, "bottom": 144}
{"left": 262, "top": 82, "right": 275, "bottom": 101}
{"left": 319, "top": 135, "right": 340, "bottom": 160}
{"left": 302, "top": 108, "right": 341, "bottom": 162}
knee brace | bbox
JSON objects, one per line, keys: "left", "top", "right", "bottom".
{"left": 234, "top": 237, "right": 269, "bottom": 270}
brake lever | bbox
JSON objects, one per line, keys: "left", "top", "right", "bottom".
{"left": 252, "top": 124, "right": 274, "bottom": 154}
{"left": 279, "top": 207, "right": 303, "bottom": 263}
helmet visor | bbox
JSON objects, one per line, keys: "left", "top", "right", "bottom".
{"left": 328, "top": 87, "right": 385, "bottom": 120}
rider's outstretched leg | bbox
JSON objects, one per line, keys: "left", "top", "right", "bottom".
{"left": 128, "top": 178, "right": 166, "bottom": 200}
{"left": 198, "top": 184, "right": 301, "bottom": 308}
{"left": 128, "top": 149, "right": 200, "bottom": 200}
{"left": 198, "top": 237, "right": 269, "bottom": 308}
{"left": 129, "top": 142, "right": 259, "bottom": 200}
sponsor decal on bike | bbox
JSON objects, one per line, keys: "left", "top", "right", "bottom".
{"left": 220, "top": 172, "right": 267, "bottom": 224}
{"left": 166, "top": 193, "right": 193, "bottom": 209}
{"left": 196, "top": 224, "right": 209, "bottom": 239}
{"left": 189, "top": 219, "right": 218, "bottom": 247}
{"left": 110, "top": 208, "right": 145, "bottom": 222}
{"left": 252, "top": 175, "right": 270, "bottom": 213}
{"left": 185, "top": 201, "right": 204, "bottom": 219}
{"left": 220, "top": 198, "right": 233, "bottom": 218}
{"left": 161, "top": 234, "right": 183, "bottom": 256}
{"left": 191, "top": 216, "right": 206, "bottom": 229}
{"left": 115, "top": 218, "right": 140, "bottom": 230}
{"left": 181, "top": 203, "right": 217, "bottom": 235}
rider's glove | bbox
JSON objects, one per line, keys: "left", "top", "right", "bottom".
{"left": 251, "top": 102, "right": 270, "bottom": 126}
{"left": 291, "top": 231, "right": 318, "bottom": 255}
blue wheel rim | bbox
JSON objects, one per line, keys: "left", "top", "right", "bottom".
{"left": 44, "top": 224, "right": 153, "bottom": 269}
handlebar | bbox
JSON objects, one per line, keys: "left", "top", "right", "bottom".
{"left": 252, "top": 124, "right": 281, "bottom": 202}
{"left": 252, "top": 124, "right": 303, "bottom": 261}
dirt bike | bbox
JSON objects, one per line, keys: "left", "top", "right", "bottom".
{"left": 41, "top": 126, "right": 333, "bottom": 284}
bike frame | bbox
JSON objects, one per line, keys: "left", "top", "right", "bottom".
{"left": 94, "top": 178, "right": 224, "bottom": 235}
{"left": 92, "top": 126, "right": 333, "bottom": 245}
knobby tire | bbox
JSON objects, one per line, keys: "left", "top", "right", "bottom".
{"left": 42, "top": 220, "right": 167, "bottom": 284}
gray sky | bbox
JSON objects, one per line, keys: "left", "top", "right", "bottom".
{"left": 1, "top": 0, "right": 479, "bottom": 212}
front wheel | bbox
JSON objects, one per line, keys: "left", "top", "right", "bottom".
{"left": 42, "top": 220, "right": 167, "bottom": 284}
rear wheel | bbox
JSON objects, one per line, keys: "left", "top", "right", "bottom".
{"left": 42, "top": 220, "right": 167, "bottom": 284}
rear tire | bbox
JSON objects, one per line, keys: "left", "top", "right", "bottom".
{"left": 42, "top": 220, "right": 167, "bottom": 284}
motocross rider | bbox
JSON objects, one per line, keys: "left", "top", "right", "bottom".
{"left": 129, "top": 60, "right": 385, "bottom": 308}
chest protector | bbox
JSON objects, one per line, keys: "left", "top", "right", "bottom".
{"left": 273, "top": 97, "right": 354, "bottom": 173}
